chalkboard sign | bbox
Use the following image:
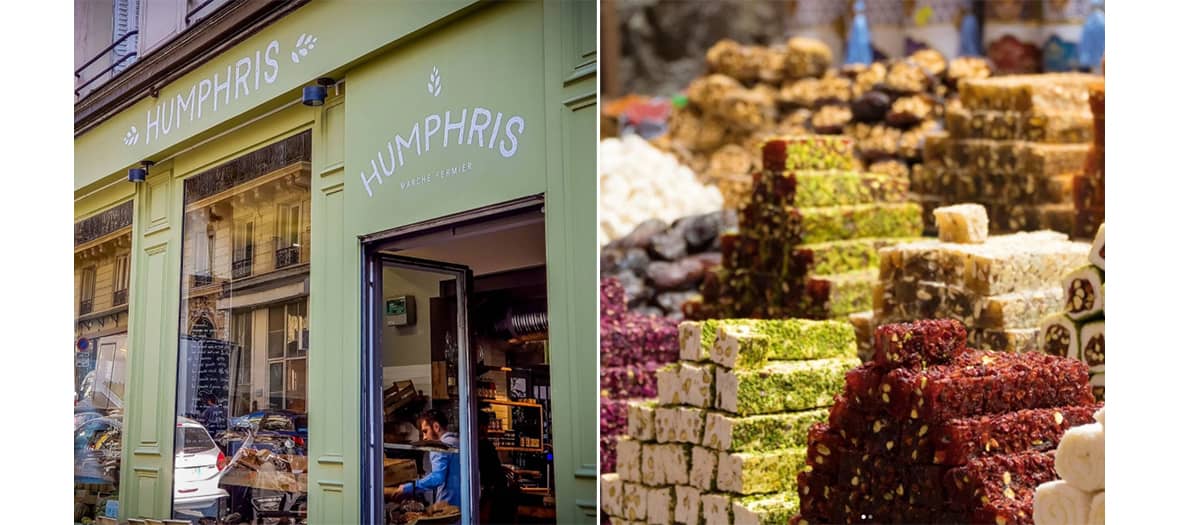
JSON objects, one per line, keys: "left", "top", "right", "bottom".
{"left": 178, "top": 336, "right": 234, "bottom": 435}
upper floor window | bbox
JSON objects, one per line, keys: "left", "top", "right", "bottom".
{"left": 79, "top": 266, "right": 97, "bottom": 315}
{"left": 113, "top": 255, "right": 131, "bottom": 306}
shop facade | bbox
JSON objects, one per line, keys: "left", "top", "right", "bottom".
{"left": 73, "top": 2, "right": 598, "bottom": 523}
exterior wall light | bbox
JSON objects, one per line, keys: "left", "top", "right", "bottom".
{"left": 302, "top": 78, "right": 335, "bottom": 106}
{"left": 128, "top": 160, "right": 154, "bottom": 183}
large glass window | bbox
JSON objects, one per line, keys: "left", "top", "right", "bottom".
{"left": 74, "top": 200, "right": 134, "bottom": 523}
{"left": 174, "top": 131, "right": 311, "bottom": 523}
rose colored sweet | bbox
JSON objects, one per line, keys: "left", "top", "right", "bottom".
{"left": 600, "top": 313, "right": 678, "bottom": 368}
{"left": 601, "top": 362, "right": 661, "bottom": 399}
{"left": 600, "top": 398, "right": 630, "bottom": 439}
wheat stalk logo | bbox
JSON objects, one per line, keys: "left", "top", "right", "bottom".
{"left": 427, "top": 67, "right": 442, "bottom": 97}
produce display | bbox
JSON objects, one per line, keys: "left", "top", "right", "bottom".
{"left": 1072, "top": 81, "right": 1105, "bottom": 239}
{"left": 797, "top": 319, "right": 1101, "bottom": 525}
{"left": 1038, "top": 223, "right": 1105, "bottom": 401}
{"left": 913, "top": 73, "right": 1103, "bottom": 236}
{"left": 649, "top": 38, "right": 991, "bottom": 208}
{"left": 602, "top": 318, "right": 858, "bottom": 525}
{"left": 686, "top": 136, "right": 923, "bottom": 326}
{"left": 870, "top": 204, "right": 1090, "bottom": 360}
{"left": 1033, "top": 406, "right": 1105, "bottom": 525}
{"left": 599, "top": 135, "right": 725, "bottom": 246}
{"left": 600, "top": 278, "right": 680, "bottom": 473}
{"left": 601, "top": 210, "right": 736, "bottom": 319}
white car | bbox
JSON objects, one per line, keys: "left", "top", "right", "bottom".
{"left": 172, "top": 417, "right": 229, "bottom": 520}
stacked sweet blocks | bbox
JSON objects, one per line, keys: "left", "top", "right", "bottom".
{"left": 601, "top": 318, "right": 860, "bottom": 525}
{"left": 1033, "top": 407, "right": 1105, "bottom": 525}
{"left": 686, "top": 136, "right": 923, "bottom": 326}
{"left": 1072, "top": 82, "right": 1105, "bottom": 239}
{"left": 1039, "top": 224, "right": 1105, "bottom": 401}
{"left": 913, "top": 73, "right": 1103, "bottom": 236}
{"left": 601, "top": 277, "right": 679, "bottom": 473}
{"left": 797, "top": 319, "right": 1102, "bottom": 525}
{"left": 870, "top": 203, "right": 1090, "bottom": 361}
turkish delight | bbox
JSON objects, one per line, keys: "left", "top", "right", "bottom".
{"left": 933, "top": 405, "right": 1099, "bottom": 468}
{"left": 648, "top": 486, "right": 676, "bottom": 525}
{"left": 617, "top": 437, "right": 643, "bottom": 482}
{"left": 968, "top": 327, "right": 1040, "bottom": 353}
{"left": 702, "top": 493, "right": 735, "bottom": 525}
{"left": 643, "top": 443, "right": 692, "bottom": 486}
{"left": 692, "top": 446, "right": 720, "bottom": 491}
{"left": 627, "top": 400, "right": 657, "bottom": 442}
{"left": 657, "top": 363, "right": 685, "bottom": 405}
{"left": 760, "top": 136, "right": 855, "bottom": 172}
{"left": 800, "top": 270, "right": 877, "bottom": 317}
{"left": 1039, "top": 313, "right": 1081, "bottom": 360}
{"left": 1063, "top": 265, "right": 1104, "bottom": 321}
{"left": 804, "top": 422, "right": 845, "bottom": 474}
{"left": 601, "top": 362, "right": 661, "bottom": 399}
{"left": 1073, "top": 171, "right": 1105, "bottom": 211}
{"left": 1073, "top": 206, "right": 1105, "bottom": 240}
{"left": 964, "top": 238, "right": 1090, "bottom": 295}
{"left": 602, "top": 473, "right": 624, "bottom": 517}
{"left": 1090, "top": 372, "right": 1104, "bottom": 402}
{"left": 717, "top": 447, "right": 808, "bottom": 495}
{"left": 682, "top": 362, "right": 717, "bottom": 408}
{"left": 602, "top": 398, "right": 629, "bottom": 438}
{"left": 791, "top": 237, "right": 916, "bottom": 278}
{"left": 872, "top": 319, "right": 968, "bottom": 369}
{"left": 848, "top": 310, "right": 875, "bottom": 362}
{"left": 945, "top": 451, "right": 1059, "bottom": 512}
{"left": 733, "top": 492, "right": 801, "bottom": 525}
{"left": 754, "top": 170, "right": 909, "bottom": 208}
{"left": 681, "top": 319, "right": 720, "bottom": 362}
{"left": 934, "top": 203, "right": 989, "bottom": 244}
{"left": 655, "top": 407, "right": 679, "bottom": 443}
{"left": 1089, "top": 224, "right": 1104, "bottom": 270}
{"left": 703, "top": 408, "right": 828, "bottom": 452}
{"left": 1080, "top": 320, "right": 1104, "bottom": 372}
{"left": 622, "top": 482, "right": 650, "bottom": 521}
{"left": 958, "top": 73, "right": 1100, "bottom": 113}
{"left": 972, "top": 287, "right": 1065, "bottom": 330}
{"left": 715, "top": 357, "right": 858, "bottom": 416}
{"left": 882, "top": 350, "right": 1094, "bottom": 421}
{"left": 945, "top": 106, "right": 1093, "bottom": 143}
{"left": 708, "top": 319, "right": 857, "bottom": 369}
{"left": 676, "top": 486, "right": 703, "bottom": 525}
{"left": 792, "top": 203, "right": 924, "bottom": 245}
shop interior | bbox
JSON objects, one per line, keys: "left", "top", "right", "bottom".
{"left": 372, "top": 204, "right": 557, "bottom": 525}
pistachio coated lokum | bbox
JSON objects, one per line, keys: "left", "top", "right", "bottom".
{"left": 733, "top": 492, "right": 801, "bottom": 525}
{"left": 793, "top": 203, "right": 924, "bottom": 245}
{"left": 872, "top": 319, "right": 968, "bottom": 369}
{"left": 617, "top": 437, "right": 643, "bottom": 482}
{"left": 791, "top": 237, "right": 917, "bottom": 278}
{"left": 1063, "top": 265, "right": 1105, "bottom": 321}
{"left": 622, "top": 482, "right": 650, "bottom": 521}
{"left": 1039, "top": 313, "right": 1081, "bottom": 360}
{"left": 968, "top": 327, "right": 1040, "bottom": 353}
{"left": 934, "top": 203, "right": 989, "bottom": 244}
{"left": 691, "top": 446, "right": 719, "bottom": 491}
{"left": 673, "top": 406, "right": 707, "bottom": 444}
{"left": 760, "top": 136, "right": 855, "bottom": 172}
{"left": 800, "top": 270, "right": 877, "bottom": 318}
{"left": 627, "top": 400, "right": 657, "bottom": 442}
{"left": 717, "top": 447, "right": 808, "bottom": 495}
{"left": 708, "top": 319, "right": 857, "bottom": 369}
{"left": 676, "top": 485, "right": 703, "bottom": 525}
{"left": 681, "top": 320, "right": 721, "bottom": 362}
{"left": 703, "top": 408, "right": 828, "bottom": 453}
{"left": 715, "top": 357, "right": 858, "bottom": 416}
{"left": 755, "top": 170, "right": 909, "bottom": 208}
{"left": 602, "top": 473, "right": 624, "bottom": 517}
{"left": 932, "top": 405, "right": 1100, "bottom": 466}
{"left": 648, "top": 486, "right": 676, "bottom": 525}
{"left": 702, "top": 493, "right": 735, "bottom": 525}
{"left": 1080, "top": 320, "right": 1104, "bottom": 373}
{"left": 682, "top": 362, "right": 717, "bottom": 408}
{"left": 1090, "top": 224, "right": 1104, "bottom": 270}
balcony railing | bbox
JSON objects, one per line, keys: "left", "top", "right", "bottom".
{"left": 232, "top": 257, "right": 253, "bottom": 279}
{"left": 191, "top": 273, "right": 214, "bottom": 288}
{"left": 275, "top": 246, "right": 301, "bottom": 269}
{"left": 75, "top": 31, "right": 139, "bottom": 98}
{"left": 113, "top": 289, "right": 129, "bottom": 307}
{"left": 79, "top": 299, "right": 94, "bottom": 316}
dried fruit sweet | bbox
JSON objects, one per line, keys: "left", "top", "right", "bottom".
{"left": 871, "top": 319, "right": 968, "bottom": 369}
{"left": 1063, "top": 265, "right": 1104, "bottom": 321}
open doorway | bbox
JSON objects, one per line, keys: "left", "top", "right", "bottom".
{"left": 362, "top": 197, "right": 556, "bottom": 525}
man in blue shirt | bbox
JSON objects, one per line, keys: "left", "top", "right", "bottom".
{"left": 395, "top": 409, "right": 461, "bottom": 507}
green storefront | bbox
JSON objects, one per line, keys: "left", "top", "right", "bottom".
{"left": 73, "top": 2, "right": 597, "bottom": 524}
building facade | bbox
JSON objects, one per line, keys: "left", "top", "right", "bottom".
{"left": 73, "top": 1, "right": 597, "bottom": 523}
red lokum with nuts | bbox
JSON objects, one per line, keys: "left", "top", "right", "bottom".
{"left": 872, "top": 319, "right": 968, "bottom": 369}
{"left": 932, "top": 404, "right": 1100, "bottom": 465}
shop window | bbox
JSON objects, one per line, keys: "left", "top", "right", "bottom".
{"left": 79, "top": 266, "right": 96, "bottom": 315}
{"left": 113, "top": 255, "right": 130, "bottom": 306}
{"left": 174, "top": 131, "right": 311, "bottom": 522}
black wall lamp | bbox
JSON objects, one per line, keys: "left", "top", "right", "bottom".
{"left": 302, "top": 77, "right": 335, "bottom": 107}
{"left": 128, "top": 160, "right": 154, "bottom": 183}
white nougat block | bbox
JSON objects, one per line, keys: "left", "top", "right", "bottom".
{"left": 675, "top": 485, "right": 703, "bottom": 525}
{"left": 681, "top": 362, "right": 716, "bottom": 408}
{"left": 622, "top": 483, "right": 649, "bottom": 521}
{"left": 642, "top": 443, "right": 668, "bottom": 486}
{"left": 647, "top": 486, "right": 675, "bottom": 525}
{"left": 676, "top": 406, "right": 707, "bottom": 444}
{"left": 691, "top": 446, "right": 719, "bottom": 491}
{"left": 602, "top": 473, "right": 624, "bottom": 518}
{"left": 617, "top": 437, "right": 643, "bottom": 483}
{"left": 701, "top": 493, "right": 733, "bottom": 525}
{"left": 627, "top": 400, "right": 657, "bottom": 442}
{"left": 666, "top": 444, "right": 693, "bottom": 485}
{"left": 655, "top": 407, "right": 679, "bottom": 443}
{"left": 658, "top": 363, "right": 686, "bottom": 405}
{"left": 934, "top": 203, "right": 989, "bottom": 244}
{"left": 680, "top": 320, "right": 713, "bottom": 362}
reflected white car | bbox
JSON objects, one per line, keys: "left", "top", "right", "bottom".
{"left": 172, "top": 417, "right": 229, "bottom": 520}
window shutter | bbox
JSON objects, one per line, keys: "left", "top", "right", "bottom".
{"left": 112, "top": 0, "right": 140, "bottom": 73}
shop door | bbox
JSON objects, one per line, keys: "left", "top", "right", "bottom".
{"left": 363, "top": 254, "right": 478, "bottom": 525}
